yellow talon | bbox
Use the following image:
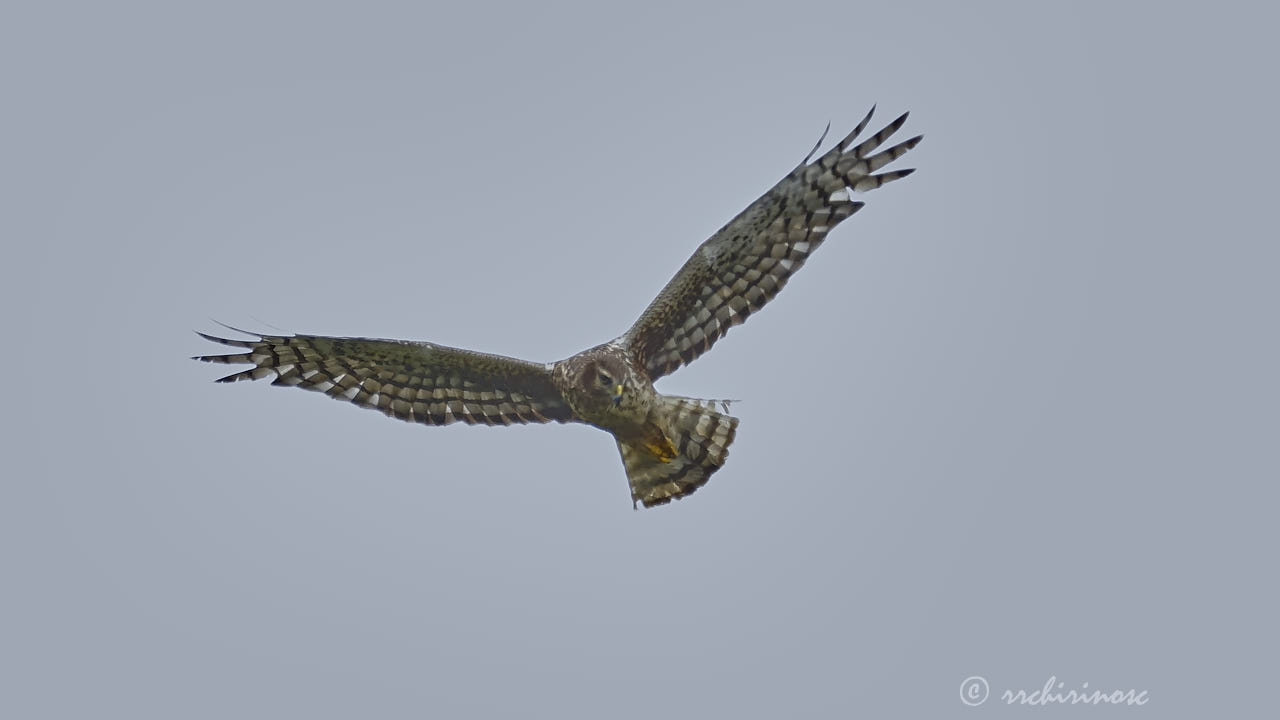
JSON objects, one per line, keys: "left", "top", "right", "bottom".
{"left": 642, "top": 435, "right": 678, "bottom": 462}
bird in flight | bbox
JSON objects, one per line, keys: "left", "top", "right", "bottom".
{"left": 196, "top": 107, "right": 921, "bottom": 508}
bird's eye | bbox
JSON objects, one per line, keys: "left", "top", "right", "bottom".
{"left": 598, "top": 373, "right": 613, "bottom": 387}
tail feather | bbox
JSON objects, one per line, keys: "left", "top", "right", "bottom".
{"left": 618, "top": 397, "right": 739, "bottom": 508}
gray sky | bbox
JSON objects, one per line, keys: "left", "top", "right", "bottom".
{"left": 4, "top": 1, "right": 1277, "bottom": 717}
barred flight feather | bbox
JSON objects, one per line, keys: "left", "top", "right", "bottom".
{"left": 626, "top": 106, "right": 920, "bottom": 380}
{"left": 194, "top": 330, "right": 574, "bottom": 426}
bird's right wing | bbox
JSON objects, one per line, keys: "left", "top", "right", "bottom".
{"left": 623, "top": 107, "right": 920, "bottom": 380}
{"left": 194, "top": 328, "right": 575, "bottom": 426}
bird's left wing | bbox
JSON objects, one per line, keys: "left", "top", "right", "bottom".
{"left": 195, "top": 329, "right": 575, "bottom": 425}
{"left": 624, "top": 107, "right": 921, "bottom": 380}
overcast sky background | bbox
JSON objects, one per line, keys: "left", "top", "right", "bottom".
{"left": 4, "top": 2, "right": 1277, "bottom": 717}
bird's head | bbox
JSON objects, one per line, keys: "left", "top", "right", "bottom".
{"left": 594, "top": 360, "right": 626, "bottom": 407}
{"left": 570, "top": 354, "right": 634, "bottom": 419}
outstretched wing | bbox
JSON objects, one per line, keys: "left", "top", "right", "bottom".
{"left": 194, "top": 328, "right": 575, "bottom": 426}
{"left": 624, "top": 107, "right": 921, "bottom": 380}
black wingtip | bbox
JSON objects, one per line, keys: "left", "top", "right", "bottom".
{"left": 802, "top": 121, "right": 833, "bottom": 165}
{"left": 194, "top": 331, "right": 256, "bottom": 349}
{"left": 851, "top": 105, "right": 877, "bottom": 138}
{"left": 885, "top": 112, "right": 910, "bottom": 134}
{"left": 212, "top": 320, "right": 265, "bottom": 338}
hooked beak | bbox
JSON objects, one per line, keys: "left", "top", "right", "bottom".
{"left": 612, "top": 384, "right": 624, "bottom": 407}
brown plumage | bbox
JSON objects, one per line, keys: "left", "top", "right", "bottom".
{"left": 195, "top": 107, "right": 920, "bottom": 507}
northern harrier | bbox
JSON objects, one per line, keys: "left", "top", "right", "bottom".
{"left": 196, "top": 107, "right": 921, "bottom": 507}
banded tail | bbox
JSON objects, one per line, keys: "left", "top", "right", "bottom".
{"left": 617, "top": 397, "right": 739, "bottom": 508}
